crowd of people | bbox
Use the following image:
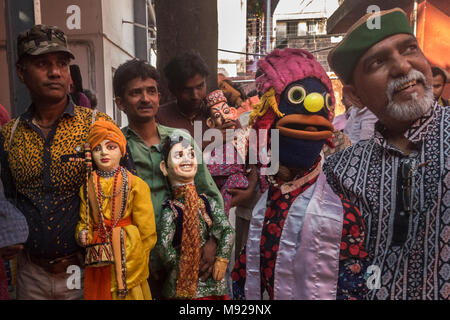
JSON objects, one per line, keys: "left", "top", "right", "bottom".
{"left": 0, "top": 7, "right": 449, "bottom": 300}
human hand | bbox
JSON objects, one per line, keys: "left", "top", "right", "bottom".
{"left": 0, "top": 244, "right": 24, "bottom": 260}
{"left": 78, "top": 230, "right": 88, "bottom": 247}
{"left": 228, "top": 165, "right": 258, "bottom": 208}
{"left": 212, "top": 257, "right": 229, "bottom": 281}
{"left": 199, "top": 237, "right": 217, "bottom": 282}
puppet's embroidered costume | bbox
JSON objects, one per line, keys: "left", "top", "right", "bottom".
{"left": 155, "top": 136, "right": 234, "bottom": 299}
{"left": 76, "top": 119, "right": 156, "bottom": 300}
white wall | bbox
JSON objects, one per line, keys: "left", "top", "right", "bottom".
{"left": 101, "top": 0, "right": 135, "bottom": 123}
{"left": 218, "top": 0, "right": 247, "bottom": 75}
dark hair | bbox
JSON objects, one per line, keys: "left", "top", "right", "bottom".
{"left": 161, "top": 135, "right": 192, "bottom": 166}
{"left": 164, "top": 51, "right": 209, "bottom": 90}
{"left": 432, "top": 67, "right": 447, "bottom": 83}
{"left": 70, "top": 64, "right": 84, "bottom": 105}
{"left": 83, "top": 89, "right": 98, "bottom": 109}
{"left": 113, "top": 59, "right": 160, "bottom": 98}
{"left": 70, "top": 65, "right": 83, "bottom": 92}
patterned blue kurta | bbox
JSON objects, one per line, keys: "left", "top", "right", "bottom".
{"left": 323, "top": 102, "right": 450, "bottom": 300}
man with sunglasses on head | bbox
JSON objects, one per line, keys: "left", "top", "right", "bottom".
{"left": 0, "top": 25, "right": 110, "bottom": 299}
{"left": 323, "top": 9, "right": 450, "bottom": 300}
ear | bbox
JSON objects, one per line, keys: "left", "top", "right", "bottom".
{"left": 206, "top": 117, "right": 215, "bottom": 128}
{"left": 160, "top": 161, "right": 168, "bottom": 176}
{"left": 115, "top": 96, "right": 125, "bottom": 112}
{"left": 229, "top": 107, "right": 237, "bottom": 120}
{"left": 343, "top": 85, "right": 364, "bottom": 110}
{"left": 16, "top": 64, "right": 25, "bottom": 83}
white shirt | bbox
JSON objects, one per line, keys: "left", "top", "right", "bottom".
{"left": 343, "top": 106, "right": 378, "bottom": 144}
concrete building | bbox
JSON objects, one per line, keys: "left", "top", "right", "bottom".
{"left": 218, "top": 0, "right": 247, "bottom": 77}
{"left": 272, "top": 0, "right": 341, "bottom": 71}
{"left": 0, "top": 0, "right": 153, "bottom": 127}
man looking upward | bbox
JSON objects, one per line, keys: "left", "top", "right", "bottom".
{"left": 324, "top": 8, "right": 450, "bottom": 300}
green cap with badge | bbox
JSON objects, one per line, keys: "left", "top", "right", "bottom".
{"left": 328, "top": 8, "right": 414, "bottom": 84}
{"left": 17, "top": 24, "right": 75, "bottom": 61}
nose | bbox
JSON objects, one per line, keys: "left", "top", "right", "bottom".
{"left": 219, "top": 110, "right": 228, "bottom": 121}
{"left": 303, "top": 93, "right": 324, "bottom": 113}
{"left": 192, "top": 88, "right": 202, "bottom": 100}
{"left": 99, "top": 146, "right": 107, "bottom": 155}
{"left": 390, "top": 51, "right": 412, "bottom": 78}
{"left": 47, "top": 62, "right": 61, "bottom": 78}
{"left": 142, "top": 91, "right": 151, "bottom": 104}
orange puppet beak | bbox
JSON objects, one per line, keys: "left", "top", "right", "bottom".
{"left": 275, "top": 114, "right": 334, "bottom": 141}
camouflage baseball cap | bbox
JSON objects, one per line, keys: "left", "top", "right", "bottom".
{"left": 17, "top": 24, "right": 74, "bottom": 61}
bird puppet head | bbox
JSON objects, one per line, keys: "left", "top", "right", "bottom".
{"left": 249, "top": 48, "right": 335, "bottom": 169}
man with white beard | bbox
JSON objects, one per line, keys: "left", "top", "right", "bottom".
{"left": 323, "top": 8, "right": 450, "bottom": 300}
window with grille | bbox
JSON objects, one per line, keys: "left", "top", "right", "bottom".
{"left": 307, "top": 21, "right": 318, "bottom": 35}
{"left": 287, "top": 21, "right": 299, "bottom": 38}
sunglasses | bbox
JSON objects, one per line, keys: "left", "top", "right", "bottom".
{"left": 392, "top": 157, "right": 430, "bottom": 246}
{"left": 392, "top": 157, "right": 418, "bottom": 245}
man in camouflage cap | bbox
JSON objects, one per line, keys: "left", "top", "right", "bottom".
{"left": 0, "top": 24, "right": 111, "bottom": 300}
{"left": 324, "top": 8, "right": 450, "bottom": 299}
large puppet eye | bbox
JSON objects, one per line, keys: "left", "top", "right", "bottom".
{"left": 287, "top": 86, "right": 306, "bottom": 104}
{"left": 325, "top": 93, "right": 333, "bottom": 111}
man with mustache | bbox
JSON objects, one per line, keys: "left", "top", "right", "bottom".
{"left": 323, "top": 8, "right": 450, "bottom": 299}
{"left": 114, "top": 59, "right": 225, "bottom": 299}
{"left": 0, "top": 25, "right": 111, "bottom": 299}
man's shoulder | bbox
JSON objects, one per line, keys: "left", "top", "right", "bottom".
{"left": 0, "top": 117, "right": 21, "bottom": 150}
{"left": 325, "top": 138, "right": 373, "bottom": 168}
{"left": 157, "top": 101, "right": 177, "bottom": 117}
{"left": 1, "top": 117, "right": 19, "bottom": 136}
{"left": 157, "top": 123, "right": 193, "bottom": 139}
{"left": 74, "top": 106, "right": 111, "bottom": 122}
{"left": 159, "top": 100, "right": 177, "bottom": 110}
{"left": 440, "top": 103, "right": 450, "bottom": 115}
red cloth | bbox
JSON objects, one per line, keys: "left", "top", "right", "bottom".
{"left": 0, "top": 259, "right": 10, "bottom": 300}
{"left": 84, "top": 232, "right": 112, "bottom": 300}
{"left": 85, "top": 216, "right": 132, "bottom": 300}
{"left": 0, "top": 104, "right": 11, "bottom": 127}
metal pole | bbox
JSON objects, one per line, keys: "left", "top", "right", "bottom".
{"left": 266, "top": 0, "right": 270, "bottom": 53}
{"left": 413, "top": 0, "right": 418, "bottom": 36}
{"left": 34, "top": 0, "right": 41, "bottom": 25}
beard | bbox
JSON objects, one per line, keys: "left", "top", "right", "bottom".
{"left": 385, "top": 69, "right": 434, "bottom": 122}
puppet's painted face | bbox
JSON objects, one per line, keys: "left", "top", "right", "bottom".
{"left": 92, "top": 139, "right": 123, "bottom": 172}
{"left": 206, "top": 101, "right": 238, "bottom": 130}
{"left": 163, "top": 142, "right": 198, "bottom": 185}
{"left": 275, "top": 78, "right": 334, "bottom": 168}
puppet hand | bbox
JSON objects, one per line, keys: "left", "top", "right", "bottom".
{"left": 199, "top": 237, "right": 217, "bottom": 281}
{"left": 212, "top": 257, "right": 229, "bottom": 281}
{"left": 0, "top": 244, "right": 24, "bottom": 260}
{"left": 78, "top": 230, "right": 88, "bottom": 247}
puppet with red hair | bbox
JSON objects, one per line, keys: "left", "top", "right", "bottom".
{"left": 232, "top": 48, "right": 369, "bottom": 300}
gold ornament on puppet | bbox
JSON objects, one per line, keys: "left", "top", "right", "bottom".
{"left": 77, "top": 118, "right": 130, "bottom": 298}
